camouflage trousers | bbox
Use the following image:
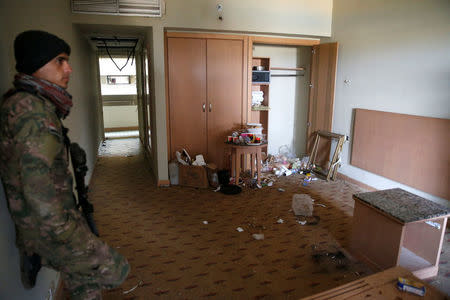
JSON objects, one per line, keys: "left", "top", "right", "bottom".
{"left": 59, "top": 244, "right": 129, "bottom": 300}
{"left": 20, "top": 216, "right": 129, "bottom": 300}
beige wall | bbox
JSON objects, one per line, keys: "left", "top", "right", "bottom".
{"left": 71, "top": 1, "right": 333, "bottom": 182}
{"left": 324, "top": 0, "right": 450, "bottom": 205}
{"left": 0, "top": 1, "right": 102, "bottom": 299}
{"left": 103, "top": 105, "right": 139, "bottom": 128}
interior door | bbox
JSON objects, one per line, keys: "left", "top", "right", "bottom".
{"left": 168, "top": 37, "right": 207, "bottom": 160}
{"left": 207, "top": 39, "right": 244, "bottom": 169}
{"left": 307, "top": 42, "right": 338, "bottom": 165}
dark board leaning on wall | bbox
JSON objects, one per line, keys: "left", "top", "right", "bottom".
{"left": 351, "top": 109, "right": 450, "bottom": 200}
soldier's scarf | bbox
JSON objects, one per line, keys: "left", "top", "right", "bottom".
{"left": 12, "top": 73, "right": 73, "bottom": 119}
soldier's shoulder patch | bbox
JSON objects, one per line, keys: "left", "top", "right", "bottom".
{"left": 47, "top": 122, "right": 62, "bottom": 138}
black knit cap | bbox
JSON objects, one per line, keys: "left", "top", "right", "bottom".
{"left": 14, "top": 30, "right": 71, "bottom": 75}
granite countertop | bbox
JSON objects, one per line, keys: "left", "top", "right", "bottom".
{"left": 353, "top": 188, "right": 450, "bottom": 223}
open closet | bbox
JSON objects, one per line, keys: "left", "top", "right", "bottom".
{"left": 248, "top": 37, "right": 338, "bottom": 166}
{"left": 166, "top": 32, "right": 337, "bottom": 169}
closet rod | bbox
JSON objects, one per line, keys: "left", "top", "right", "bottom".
{"left": 271, "top": 74, "right": 304, "bottom": 77}
{"left": 270, "top": 67, "right": 305, "bottom": 71}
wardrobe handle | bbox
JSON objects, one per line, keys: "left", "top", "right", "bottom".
{"left": 202, "top": 103, "right": 206, "bottom": 112}
{"left": 209, "top": 103, "right": 212, "bottom": 112}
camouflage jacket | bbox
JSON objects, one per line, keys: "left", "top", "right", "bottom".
{"left": 0, "top": 91, "right": 87, "bottom": 250}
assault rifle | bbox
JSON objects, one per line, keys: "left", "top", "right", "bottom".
{"left": 70, "top": 142, "right": 99, "bottom": 237}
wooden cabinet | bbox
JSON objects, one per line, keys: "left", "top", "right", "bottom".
{"left": 167, "top": 34, "right": 247, "bottom": 169}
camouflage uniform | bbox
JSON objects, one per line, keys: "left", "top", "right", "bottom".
{"left": 0, "top": 91, "right": 129, "bottom": 299}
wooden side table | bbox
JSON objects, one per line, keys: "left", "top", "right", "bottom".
{"left": 227, "top": 143, "right": 266, "bottom": 185}
{"left": 351, "top": 188, "right": 449, "bottom": 279}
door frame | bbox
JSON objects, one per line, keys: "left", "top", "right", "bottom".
{"left": 247, "top": 36, "right": 322, "bottom": 153}
{"left": 164, "top": 32, "right": 335, "bottom": 164}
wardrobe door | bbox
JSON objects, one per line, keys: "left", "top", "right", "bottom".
{"left": 307, "top": 42, "right": 338, "bottom": 166}
{"left": 206, "top": 39, "right": 244, "bottom": 168}
{"left": 168, "top": 37, "right": 207, "bottom": 159}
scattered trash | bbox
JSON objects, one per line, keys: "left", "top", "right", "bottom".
{"left": 296, "top": 215, "right": 320, "bottom": 226}
{"left": 292, "top": 194, "right": 314, "bottom": 216}
{"left": 236, "top": 227, "right": 244, "bottom": 232}
{"left": 252, "top": 233, "right": 265, "bottom": 240}
{"left": 256, "top": 183, "right": 262, "bottom": 189}
{"left": 168, "top": 161, "right": 179, "bottom": 185}
{"left": 220, "top": 184, "right": 242, "bottom": 195}
{"left": 311, "top": 247, "right": 349, "bottom": 271}
{"left": 315, "top": 203, "right": 326, "bottom": 208}
{"left": 267, "top": 181, "right": 273, "bottom": 187}
{"left": 214, "top": 186, "right": 221, "bottom": 192}
{"left": 302, "top": 173, "right": 313, "bottom": 186}
{"left": 425, "top": 221, "right": 441, "bottom": 229}
{"left": 397, "top": 277, "right": 426, "bottom": 296}
{"left": 203, "top": 221, "right": 208, "bottom": 225}
{"left": 175, "top": 149, "right": 190, "bottom": 165}
{"left": 278, "top": 188, "right": 285, "bottom": 192}
{"left": 192, "top": 154, "right": 206, "bottom": 166}
{"left": 276, "top": 218, "right": 284, "bottom": 224}
{"left": 123, "top": 280, "right": 144, "bottom": 294}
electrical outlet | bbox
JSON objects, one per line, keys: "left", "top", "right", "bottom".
{"left": 345, "top": 135, "right": 349, "bottom": 141}
{"left": 217, "top": 3, "right": 223, "bottom": 20}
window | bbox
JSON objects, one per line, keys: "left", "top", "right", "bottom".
{"left": 107, "top": 75, "right": 131, "bottom": 85}
{"left": 71, "top": 0, "right": 163, "bottom": 17}
{"left": 99, "top": 56, "right": 137, "bottom": 105}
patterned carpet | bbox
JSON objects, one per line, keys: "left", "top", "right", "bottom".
{"left": 83, "top": 138, "right": 449, "bottom": 299}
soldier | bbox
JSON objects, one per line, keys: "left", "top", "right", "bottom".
{"left": 0, "top": 30, "right": 129, "bottom": 299}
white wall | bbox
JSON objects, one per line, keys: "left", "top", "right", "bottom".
{"left": 103, "top": 105, "right": 139, "bottom": 128}
{"left": 252, "top": 45, "right": 311, "bottom": 158}
{"left": 71, "top": 0, "right": 334, "bottom": 183}
{"left": 0, "top": 1, "right": 102, "bottom": 298}
{"left": 325, "top": 0, "right": 450, "bottom": 205}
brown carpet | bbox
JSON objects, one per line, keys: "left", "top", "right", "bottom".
{"left": 82, "top": 138, "right": 449, "bottom": 299}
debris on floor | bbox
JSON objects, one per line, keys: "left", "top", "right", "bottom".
{"left": 292, "top": 194, "right": 314, "bottom": 216}
{"left": 236, "top": 227, "right": 244, "bottom": 232}
{"left": 252, "top": 233, "right": 265, "bottom": 240}
{"left": 220, "top": 184, "right": 242, "bottom": 195}
{"left": 203, "top": 221, "right": 208, "bottom": 225}
{"left": 123, "top": 280, "right": 144, "bottom": 295}
{"left": 296, "top": 215, "right": 320, "bottom": 226}
{"left": 311, "top": 245, "right": 350, "bottom": 271}
{"left": 276, "top": 218, "right": 284, "bottom": 224}
{"left": 302, "top": 173, "right": 313, "bottom": 186}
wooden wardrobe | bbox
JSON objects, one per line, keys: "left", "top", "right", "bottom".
{"left": 166, "top": 33, "right": 248, "bottom": 169}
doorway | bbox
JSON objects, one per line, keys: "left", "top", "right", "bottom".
{"left": 98, "top": 53, "right": 139, "bottom": 139}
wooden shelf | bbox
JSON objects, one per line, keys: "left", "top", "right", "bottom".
{"left": 250, "top": 57, "right": 270, "bottom": 139}
{"left": 252, "top": 105, "right": 270, "bottom": 111}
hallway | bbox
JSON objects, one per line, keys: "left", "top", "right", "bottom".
{"left": 89, "top": 138, "right": 449, "bottom": 299}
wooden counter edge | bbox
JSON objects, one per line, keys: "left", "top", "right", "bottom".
{"left": 300, "top": 266, "right": 447, "bottom": 300}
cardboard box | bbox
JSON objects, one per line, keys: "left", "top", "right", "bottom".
{"left": 178, "top": 164, "right": 209, "bottom": 188}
